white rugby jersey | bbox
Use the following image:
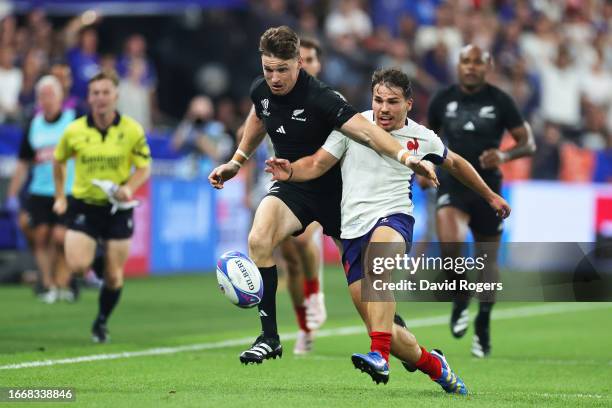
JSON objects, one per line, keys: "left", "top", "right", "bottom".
{"left": 322, "top": 110, "right": 447, "bottom": 239}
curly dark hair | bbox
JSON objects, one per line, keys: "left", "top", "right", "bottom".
{"left": 371, "top": 67, "right": 413, "bottom": 99}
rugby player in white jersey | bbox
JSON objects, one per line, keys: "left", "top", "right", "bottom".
{"left": 266, "top": 68, "right": 510, "bottom": 393}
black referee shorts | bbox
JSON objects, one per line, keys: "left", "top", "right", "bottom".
{"left": 27, "top": 194, "right": 68, "bottom": 227}
{"left": 66, "top": 198, "right": 134, "bottom": 241}
{"left": 265, "top": 181, "right": 341, "bottom": 240}
{"left": 436, "top": 178, "right": 503, "bottom": 237}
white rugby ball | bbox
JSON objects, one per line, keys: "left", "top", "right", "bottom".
{"left": 216, "top": 251, "right": 263, "bottom": 308}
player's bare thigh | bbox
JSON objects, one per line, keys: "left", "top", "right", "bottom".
{"left": 436, "top": 206, "right": 470, "bottom": 242}
{"left": 249, "top": 195, "right": 303, "bottom": 266}
{"left": 348, "top": 226, "right": 405, "bottom": 326}
{"left": 64, "top": 230, "right": 97, "bottom": 273}
{"left": 293, "top": 222, "right": 321, "bottom": 248}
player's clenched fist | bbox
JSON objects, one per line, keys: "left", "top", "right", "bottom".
{"left": 208, "top": 162, "right": 241, "bottom": 189}
{"left": 487, "top": 193, "right": 511, "bottom": 219}
{"left": 53, "top": 196, "right": 67, "bottom": 215}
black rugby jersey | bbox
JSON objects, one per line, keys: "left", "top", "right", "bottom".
{"left": 427, "top": 83, "right": 523, "bottom": 186}
{"left": 250, "top": 69, "right": 357, "bottom": 192}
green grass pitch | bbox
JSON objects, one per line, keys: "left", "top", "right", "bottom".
{"left": 1, "top": 267, "right": 611, "bottom": 407}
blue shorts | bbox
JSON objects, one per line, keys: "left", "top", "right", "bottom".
{"left": 341, "top": 213, "right": 415, "bottom": 285}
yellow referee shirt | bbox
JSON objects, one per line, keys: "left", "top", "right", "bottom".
{"left": 54, "top": 113, "right": 151, "bottom": 204}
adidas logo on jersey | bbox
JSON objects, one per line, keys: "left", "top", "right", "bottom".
{"left": 276, "top": 125, "right": 286, "bottom": 134}
{"left": 463, "top": 121, "right": 475, "bottom": 131}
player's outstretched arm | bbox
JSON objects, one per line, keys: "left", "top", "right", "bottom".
{"left": 479, "top": 121, "right": 536, "bottom": 169}
{"left": 339, "top": 113, "right": 405, "bottom": 159}
{"left": 265, "top": 148, "right": 339, "bottom": 182}
{"left": 441, "top": 150, "right": 511, "bottom": 218}
{"left": 338, "top": 113, "right": 438, "bottom": 185}
{"left": 208, "top": 106, "right": 266, "bottom": 189}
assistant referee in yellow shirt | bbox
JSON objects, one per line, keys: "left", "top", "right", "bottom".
{"left": 53, "top": 70, "right": 152, "bottom": 343}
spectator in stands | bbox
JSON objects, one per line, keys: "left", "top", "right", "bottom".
{"left": 118, "top": 58, "right": 152, "bottom": 130}
{"left": 215, "top": 97, "right": 241, "bottom": 139}
{"left": 531, "top": 122, "right": 561, "bottom": 180}
{"left": 414, "top": 2, "right": 461, "bottom": 57}
{"left": 0, "top": 14, "right": 17, "bottom": 48}
{"left": 19, "top": 49, "right": 47, "bottom": 120}
{"left": 66, "top": 26, "right": 100, "bottom": 101}
{"left": 0, "top": 46, "right": 22, "bottom": 123}
{"left": 499, "top": 57, "right": 540, "bottom": 121}
{"left": 581, "top": 48, "right": 612, "bottom": 116}
{"left": 99, "top": 53, "right": 117, "bottom": 73}
{"left": 520, "top": 14, "right": 559, "bottom": 70}
{"left": 171, "top": 95, "right": 232, "bottom": 168}
{"left": 324, "top": 0, "right": 372, "bottom": 41}
{"left": 49, "top": 62, "right": 79, "bottom": 111}
{"left": 117, "top": 34, "right": 157, "bottom": 87}
{"left": 116, "top": 34, "right": 159, "bottom": 127}
{"left": 422, "top": 41, "right": 452, "bottom": 87}
{"left": 581, "top": 104, "right": 609, "bottom": 151}
{"left": 537, "top": 44, "right": 581, "bottom": 132}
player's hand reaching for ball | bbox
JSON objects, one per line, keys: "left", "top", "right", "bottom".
{"left": 53, "top": 196, "right": 67, "bottom": 215}
{"left": 487, "top": 193, "right": 511, "bottom": 219}
{"left": 264, "top": 157, "right": 292, "bottom": 181}
{"left": 479, "top": 149, "right": 507, "bottom": 169}
{"left": 406, "top": 157, "right": 439, "bottom": 187}
{"left": 208, "top": 162, "right": 240, "bottom": 189}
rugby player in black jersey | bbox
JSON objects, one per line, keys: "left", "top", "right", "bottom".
{"left": 427, "top": 45, "right": 536, "bottom": 357}
{"left": 208, "top": 26, "right": 437, "bottom": 365}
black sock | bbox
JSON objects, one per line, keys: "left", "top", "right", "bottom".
{"left": 257, "top": 265, "right": 278, "bottom": 339}
{"left": 97, "top": 286, "right": 122, "bottom": 324}
{"left": 476, "top": 302, "right": 494, "bottom": 330}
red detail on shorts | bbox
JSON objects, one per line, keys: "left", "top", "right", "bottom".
{"left": 343, "top": 260, "right": 350, "bottom": 276}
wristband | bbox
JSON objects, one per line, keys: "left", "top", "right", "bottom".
{"left": 236, "top": 149, "right": 251, "bottom": 160}
{"left": 230, "top": 159, "right": 243, "bottom": 169}
{"left": 396, "top": 148, "right": 409, "bottom": 164}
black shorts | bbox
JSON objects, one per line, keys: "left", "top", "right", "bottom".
{"left": 436, "top": 178, "right": 503, "bottom": 237}
{"left": 265, "top": 181, "right": 341, "bottom": 239}
{"left": 27, "top": 194, "right": 67, "bottom": 227}
{"left": 66, "top": 198, "right": 134, "bottom": 240}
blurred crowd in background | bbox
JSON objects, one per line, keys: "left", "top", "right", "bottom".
{"left": 1, "top": 0, "right": 611, "bottom": 182}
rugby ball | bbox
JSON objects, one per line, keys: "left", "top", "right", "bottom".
{"left": 216, "top": 251, "right": 263, "bottom": 308}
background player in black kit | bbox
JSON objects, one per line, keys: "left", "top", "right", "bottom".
{"left": 208, "top": 26, "right": 437, "bottom": 365}
{"left": 427, "top": 45, "right": 536, "bottom": 357}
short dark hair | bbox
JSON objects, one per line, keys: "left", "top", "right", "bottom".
{"left": 299, "top": 37, "right": 322, "bottom": 58}
{"left": 88, "top": 69, "right": 119, "bottom": 87}
{"left": 371, "top": 67, "right": 413, "bottom": 99}
{"left": 259, "top": 26, "right": 300, "bottom": 60}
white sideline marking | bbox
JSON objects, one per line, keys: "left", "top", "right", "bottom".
{"left": 1, "top": 303, "right": 610, "bottom": 371}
